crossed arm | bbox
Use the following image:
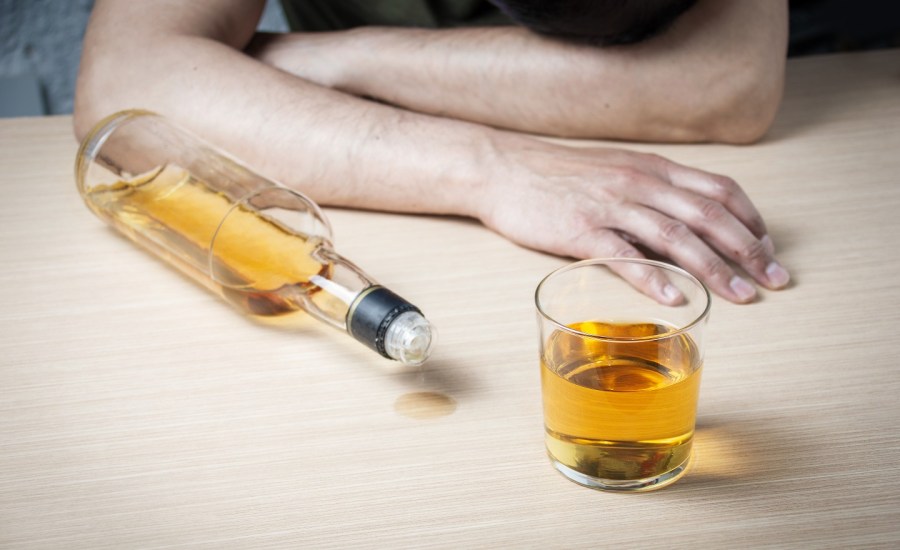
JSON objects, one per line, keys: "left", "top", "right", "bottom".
{"left": 249, "top": 1, "right": 787, "bottom": 143}
{"left": 75, "top": 0, "right": 790, "bottom": 303}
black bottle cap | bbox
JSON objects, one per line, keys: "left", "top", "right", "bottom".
{"left": 347, "top": 286, "right": 421, "bottom": 359}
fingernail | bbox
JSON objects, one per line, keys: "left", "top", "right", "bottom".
{"left": 663, "top": 283, "right": 684, "bottom": 305}
{"left": 729, "top": 276, "right": 757, "bottom": 302}
{"left": 761, "top": 234, "right": 775, "bottom": 255}
{"left": 765, "top": 261, "right": 791, "bottom": 288}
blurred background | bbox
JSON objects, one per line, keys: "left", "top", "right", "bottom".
{"left": 0, "top": 0, "right": 288, "bottom": 117}
{"left": 1, "top": 0, "right": 898, "bottom": 118}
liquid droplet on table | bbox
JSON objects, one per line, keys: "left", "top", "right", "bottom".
{"left": 394, "top": 391, "right": 457, "bottom": 419}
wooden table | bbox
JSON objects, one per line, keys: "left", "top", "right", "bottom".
{"left": 2, "top": 49, "right": 899, "bottom": 548}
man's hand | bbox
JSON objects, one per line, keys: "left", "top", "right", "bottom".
{"left": 478, "top": 136, "right": 790, "bottom": 303}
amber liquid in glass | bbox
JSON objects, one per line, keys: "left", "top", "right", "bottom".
{"left": 84, "top": 165, "right": 334, "bottom": 320}
{"left": 541, "top": 321, "right": 702, "bottom": 485}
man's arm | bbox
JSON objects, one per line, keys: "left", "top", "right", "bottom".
{"left": 75, "top": 0, "right": 790, "bottom": 303}
{"left": 74, "top": 0, "right": 480, "bottom": 214}
{"left": 250, "top": 0, "right": 788, "bottom": 143}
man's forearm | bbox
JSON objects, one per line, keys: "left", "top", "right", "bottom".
{"left": 251, "top": 0, "right": 788, "bottom": 144}
{"left": 75, "top": 0, "right": 498, "bottom": 219}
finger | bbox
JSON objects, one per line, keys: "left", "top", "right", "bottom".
{"left": 617, "top": 206, "right": 759, "bottom": 303}
{"left": 573, "top": 229, "right": 684, "bottom": 306}
{"left": 644, "top": 154, "right": 769, "bottom": 240}
{"left": 641, "top": 185, "right": 790, "bottom": 290}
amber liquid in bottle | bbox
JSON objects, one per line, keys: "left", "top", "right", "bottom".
{"left": 84, "top": 164, "right": 344, "bottom": 322}
{"left": 541, "top": 321, "right": 702, "bottom": 484}
{"left": 77, "top": 110, "right": 435, "bottom": 366}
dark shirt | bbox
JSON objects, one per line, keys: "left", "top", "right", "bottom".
{"left": 280, "top": 0, "right": 512, "bottom": 31}
{"left": 279, "top": 0, "right": 900, "bottom": 56}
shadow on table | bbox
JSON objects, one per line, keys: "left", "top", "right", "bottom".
{"left": 392, "top": 358, "right": 474, "bottom": 397}
{"left": 675, "top": 414, "right": 822, "bottom": 491}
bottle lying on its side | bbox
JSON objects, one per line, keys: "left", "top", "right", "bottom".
{"left": 75, "top": 110, "right": 434, "bottom": 367}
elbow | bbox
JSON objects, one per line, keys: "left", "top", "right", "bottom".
{"left": 72, "top": 78, "right": 115, "bottom": 144}
{"left": 550, "top": 63, "right": 786, "bottom": 145}
{"left": 72, "top": 9, "right": 116, "bottom": 143}
{"left": 72, "top": 36, "right": 154, "bottom": 142}
{"left": 706, "top": 88, "right": 784, "bottom": 145}
{"left": 72, "top": 88, "right": 99, "bottom": 143}
{"left": 72, "top": 40, "right": 112, "bottom": 142}
{"left": 698, "top": 63, "right": 786, "bottom": 145}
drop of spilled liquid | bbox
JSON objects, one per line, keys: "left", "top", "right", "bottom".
{"left": 394, "top": 391, "right": 457, "bottom": 419}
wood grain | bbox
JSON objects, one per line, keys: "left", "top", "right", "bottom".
{"left": 1, "top": 49, "right": 899, "bottom": 548}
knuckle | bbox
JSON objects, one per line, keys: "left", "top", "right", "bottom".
{"left": 658, "top": 219, "right": 691, "bottom": 243}
{"left": 594, "top": 229, "right": 640, "bottom": 259}
{"left": 696, "top": 199, "right": 729, "bottom": 225}
{"left": 636, "top": 265, "right": 659, "bottom": 288}
{"left": 569, "top": 201, "right": 605, "bottom": 231}
{"left": 709, "top": 175, "right": 739, "bottom": 201}
{"left": 701, "top": 255, "right": 732, "bottom": 281}
{"left": 737, "top": 238, "right": 769, "bottom": 264}
{"left": 640, "top": 152, "right": 668, "bottom": 167}
{"left": 611, "top": 166, "right": 644, "bottom": 186}
{"left": 612, "top": 246, "right": 641, "bottom": 259}
{"left": 570, "top": 207, "right": 594, "bottom": 231}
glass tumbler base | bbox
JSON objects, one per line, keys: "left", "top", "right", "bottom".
{"left": 548, "top": 452, "right": 692, "bottom": 492}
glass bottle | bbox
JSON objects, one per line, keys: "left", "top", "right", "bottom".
{"left": 75, "top": 110, "right": 434, "bottom": 366}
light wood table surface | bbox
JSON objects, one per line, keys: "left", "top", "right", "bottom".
{"left": 2, "top": 49, "right": 899, "bottom": 548}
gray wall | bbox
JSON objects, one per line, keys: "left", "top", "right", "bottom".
{"left": 0, "top": 0, "right": 287, "bottom": 117}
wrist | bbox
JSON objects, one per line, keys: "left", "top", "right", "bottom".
{"left": 463, "top": 129, "right": 544, "bottom": 226}
{"left": 420, "top": 121, "right": 510, "bottom": 221}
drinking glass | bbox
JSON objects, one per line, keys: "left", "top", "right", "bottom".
{"left": 536, "top": 258, "right": 710, "bottom": 491}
